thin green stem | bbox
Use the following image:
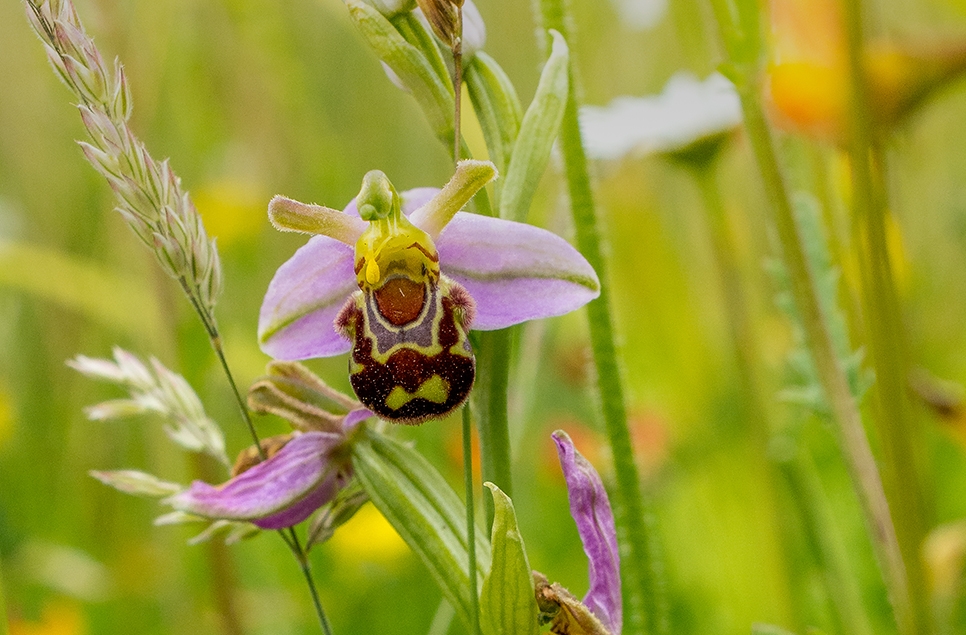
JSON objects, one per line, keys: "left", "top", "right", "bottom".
{"left": 448, "top": 1, "right": 513, "bottom": 532}
{"left": 176, "top": 277, "right": 335, "bottom": 634}
{"left": 177, "top": 277, "right": 264, "bottom": 457}
{"left": 840, "top": 2, "right": 928, "bottom": 632}
{"left": 463, "top": 404, "right": 482, "bottom": 635}
{"left": 693, "top": 163, "right": 769, "bottom": 444}
{"left": 705, "top": 2, "right": 914, "bottom": 626}
{"left": 290, "top": 529, "right": 335, "bottom": 635}
{"left": 474, "top": 329, "right": 513, "bottom": 527}
{"left": 535, "top": 3, "right": 668, "bottom": 633}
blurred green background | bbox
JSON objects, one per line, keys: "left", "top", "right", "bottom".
{"left": 6, "top": 0, "right": 966, "bottom": 633}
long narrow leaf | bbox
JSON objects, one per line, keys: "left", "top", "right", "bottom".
{"left": 351, "top": 427, "right": 490, "bottom": 628}
{"left": 0, "top": 241, "right": 163, "bottom": 344}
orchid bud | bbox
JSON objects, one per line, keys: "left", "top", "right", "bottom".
{"left": 416, "top": 0, "right": 462, "bottom": 50}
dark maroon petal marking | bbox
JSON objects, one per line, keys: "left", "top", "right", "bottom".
{"left": 346, "top": 278, "right": 476, "bottom": 424}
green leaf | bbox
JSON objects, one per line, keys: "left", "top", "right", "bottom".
{"left": 351, "top": 427, "right": 490, "bottom": 629}
{"left": 465, "top": 52, "right": 524, "bottom": 186}
{"left": 499, "top": 29, "right": 569, "bottom": 222}
{"left": 0, "top": 241, "right": 163, "bottom": 344}
{"left": 345, "top": 0, "right": 455, "bottom": 146}
{"left": 480, "top": 483, "right": 539, "bottom": 635}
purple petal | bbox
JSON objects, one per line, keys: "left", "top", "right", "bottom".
{"left": 168, "top": 432, "right": 344, "bottom": 528}
{"left": 437, "top": 213, "right": 600, "bottom": 329}
{"left": 258, "top": 235, "right": 356, "bottom": 360}
{"left": 343, "top": 407, "right": 374, "bottom": 431}
{"left": 553, "top": 430, "right": 621, "bottom": 635}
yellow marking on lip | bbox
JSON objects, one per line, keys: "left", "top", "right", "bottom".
{"left": 385, "top": 375, "right": 450, "bottom": 411}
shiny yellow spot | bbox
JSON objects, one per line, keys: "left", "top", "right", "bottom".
{"left": 385, "top": 375, "right": 449, "bottom": 410}
{"left": 365, "top": 255, "right": 381, "bottom": 285}
{"left": 327, "top": 503, "right": 407, "bottom": 564}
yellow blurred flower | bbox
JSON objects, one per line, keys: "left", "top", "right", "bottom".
{"left": 327, "top": 503, "right": 407, "bottom": 564}
{"left": 192, "top": 179, "right": 267, "bottom": 247}
{"left": 767, "top": 0, "right": 966, "bottom": 141}
{"left": 9, "top": 600, "right": 86, "bottom": 635}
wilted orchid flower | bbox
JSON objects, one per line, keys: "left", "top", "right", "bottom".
{"left": 168, "top": 362, "right": 373, "bottom": 530}
{"left": 534, "top": 430, "right": 622, "bottom": 635}
{"left": 258, "top": 160, "right": 600, "bottom": 424}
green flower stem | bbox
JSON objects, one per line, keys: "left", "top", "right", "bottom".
{"left": 0, "top": 551, "right": 8, "bottom": 635}
{"left": 707, "top": 8, "right": 915, "bottom": 627}
{"left": 779, "top": 451, "right": 874, "bottom": 635}
{"left": 474, "top": 329, "right": 513, "bottom": 526}
{"left": 841, "top": 2, "right": 928, "bottom": 632}
{"left": 463, "top": 405, "right": 482, "bottom": 635}
{"left": 691, "top": 163, "right": 796, "bottom": 624}
{"left": 535, "top": 3, "right": 668, "bottom": 634}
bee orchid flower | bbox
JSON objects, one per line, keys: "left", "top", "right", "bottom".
{"left": 257, "top": 160, "right": 600, "bottom": 424}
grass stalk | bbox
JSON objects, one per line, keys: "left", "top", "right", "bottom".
{"left": 840, "top": 2, "right": 929, "bottom": 631}
{"left": 179, "top": 279, "right": 335, "bottom": 635}
{"left": 534, "top": 2, "right": 669, "bottom": 633}
{"left": 741, "top": 86, "right": 913, "bottom": 635}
